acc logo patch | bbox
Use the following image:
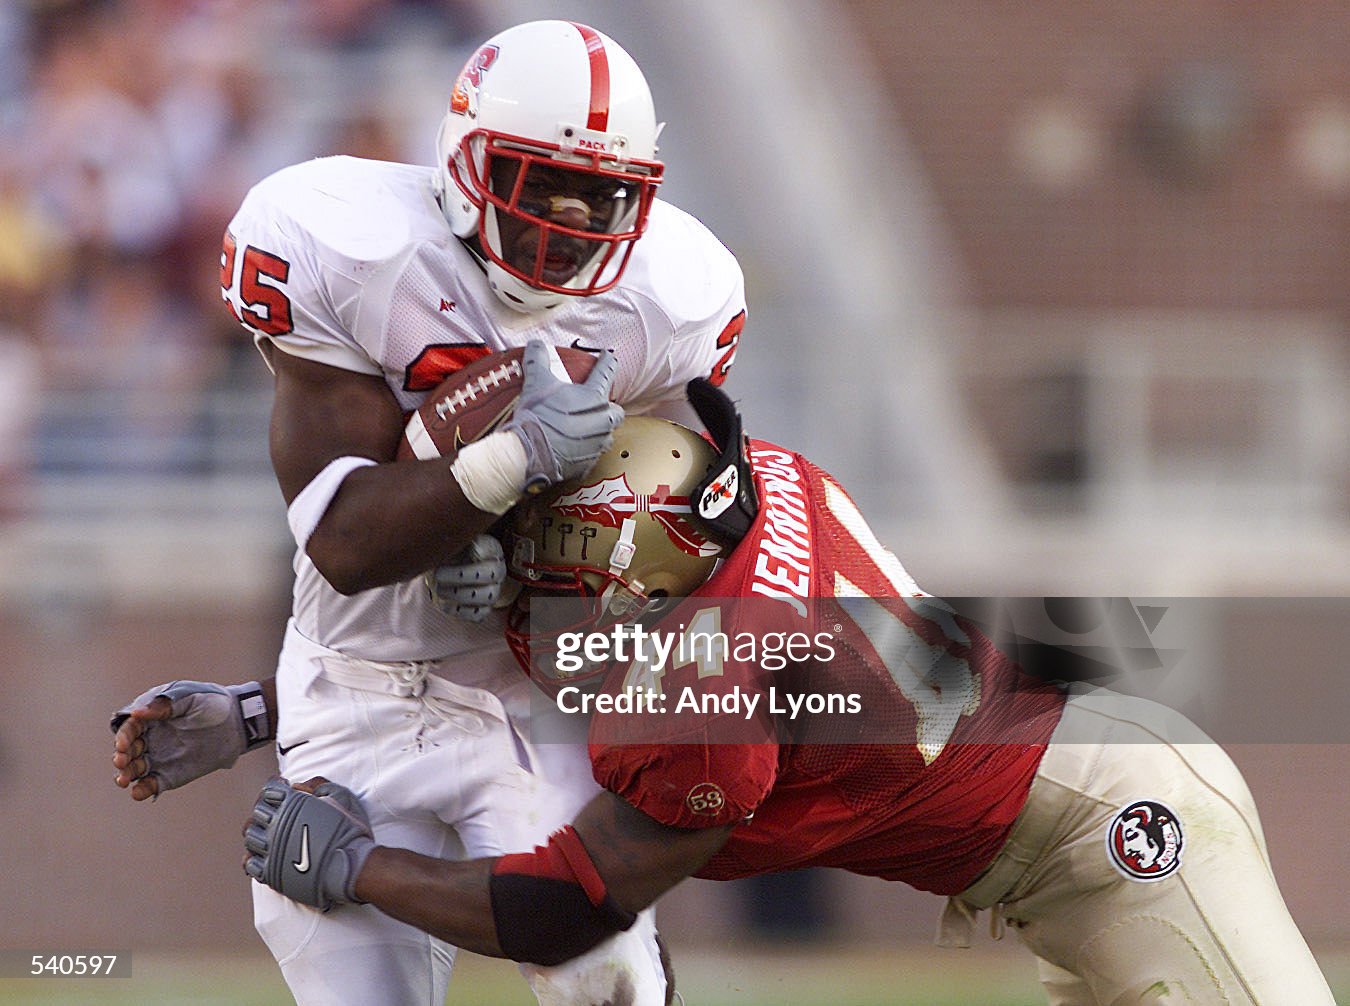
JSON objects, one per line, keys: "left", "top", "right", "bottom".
{"left": 1106, "top": 799, "right": 1184, "bottom": 881}
{"left": 686, "top": 782, "right": 726, "bottom": 817}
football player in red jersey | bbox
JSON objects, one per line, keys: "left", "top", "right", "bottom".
{"left": 243, "top": 382, "right": 1335, "bottom": 1005}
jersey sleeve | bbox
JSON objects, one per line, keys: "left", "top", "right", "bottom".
{"left": 620, "top": 203, "right": 747, "bottom": 416}
{"left": 590, "top": 729, "right": 778, "bottom": 830}
{"left": 221, "top": 160, "right": 383, "bottom": 376}
{"left": 588, "top": 591, "right": 781, "bottom": 830}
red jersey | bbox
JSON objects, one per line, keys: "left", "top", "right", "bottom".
{"left": 588, "top": 441, "right": 1065, "bottom": 896}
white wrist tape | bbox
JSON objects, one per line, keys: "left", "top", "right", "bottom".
{"left": 451, "top": 430, "right": 528, "bottom": 515}
{"left": 287, "top": 455, "right": 378, "bottom": 548}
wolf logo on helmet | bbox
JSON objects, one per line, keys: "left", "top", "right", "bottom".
{"left": 449, "top": 44, "right": 499, "bottom": 115}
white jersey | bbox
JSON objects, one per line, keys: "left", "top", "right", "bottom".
{"left": 222, "top": 155, "right": 745, "bottom": 667}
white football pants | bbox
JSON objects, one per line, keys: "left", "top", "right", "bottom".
{"left": 942, "top": 686, "right": 1335, "bottom": 1005}
{"left": 251, "top": 620, "right": 667, "bottom": 1006}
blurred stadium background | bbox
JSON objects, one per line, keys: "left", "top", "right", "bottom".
{"left": 0, "top": 0, "right": 1346, "bottom": 1002}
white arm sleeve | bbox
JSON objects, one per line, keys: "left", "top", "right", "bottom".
{"left": 286, "top": 456, "right": 378, "bottom": 548}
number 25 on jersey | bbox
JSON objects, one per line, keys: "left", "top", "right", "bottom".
{"left": 221, "top": 231, "right": 294, "bottom": 337}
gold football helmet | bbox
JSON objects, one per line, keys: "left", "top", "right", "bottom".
{"left": 504, "top": 416, "right": 726, "bottom": 686}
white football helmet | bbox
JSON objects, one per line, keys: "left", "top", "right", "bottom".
{"left": 434, "top": 20, "right": 664, "bottom": 312}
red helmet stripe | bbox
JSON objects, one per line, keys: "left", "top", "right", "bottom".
{"left": 569, "top": 21, "right": 610, "bottom": 131}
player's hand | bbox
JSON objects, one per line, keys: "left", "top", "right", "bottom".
{"left": 243, "top": 776, "right": 376, "bottom": 912}
{"left": 424, "top": 534, "right": 507, "bottom": 622}
{"left": 505, "top": 339, "right": 624, "bottom": 491}
{"left": 110, "top": 680, "right": 272, "bottom": 800}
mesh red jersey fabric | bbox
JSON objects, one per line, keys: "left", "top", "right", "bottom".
{"left": 588, "top": 441, "right": 1065, "bottom": 896}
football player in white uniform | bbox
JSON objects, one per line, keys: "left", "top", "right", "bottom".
{"left": 110, "top": 20, "right": 745, "bottom": 1006}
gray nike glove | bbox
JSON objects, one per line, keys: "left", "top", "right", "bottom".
{"left": 424, "top": 534, "right": 507, "bottom": 622}
{"left": 243, "top": 778, "right": 376, "bottom": 912}
{"left": 503, "top": 339, "right": 624, "bottom": 492}
{"left": 110, "top": 680, "right": 272, "bottom": 794}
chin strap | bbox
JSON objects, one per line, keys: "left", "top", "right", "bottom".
{"left": 598, "top": 515, "right": 643, "bottom": 618}
{"left": 686, "top": 378, "right": 758, "bottom": 548}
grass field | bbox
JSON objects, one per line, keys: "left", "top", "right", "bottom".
{"left": 1, "top": 945, "right": 1346, "bottom": 1005}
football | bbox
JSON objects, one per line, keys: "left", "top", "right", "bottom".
{"left": 397, "top": 345, "right": 601, "bottom": 461}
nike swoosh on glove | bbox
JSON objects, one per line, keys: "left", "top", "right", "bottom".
{"left": 243, "top": 778, "right": 376, "bottom": 912}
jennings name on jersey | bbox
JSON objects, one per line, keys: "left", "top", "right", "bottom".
{"left": 220, "top": 155, "right": 746, "bottom": 665}
{"left": 589, "top": 443, "right": 1066, "bottom": 897}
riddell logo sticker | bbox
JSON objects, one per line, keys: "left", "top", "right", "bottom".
{"left": 686, "top": 782, "right": 726, "bottom": 816}
{"left": 698, "top": 464, "right": 738, "bottom": 519}
{"left": 1106, "top": 799, "right": 1184, "bottom": 881}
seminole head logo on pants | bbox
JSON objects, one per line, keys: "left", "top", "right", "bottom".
{"left": 1106, "top": 799, "right": 1184, "bottom": 881}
